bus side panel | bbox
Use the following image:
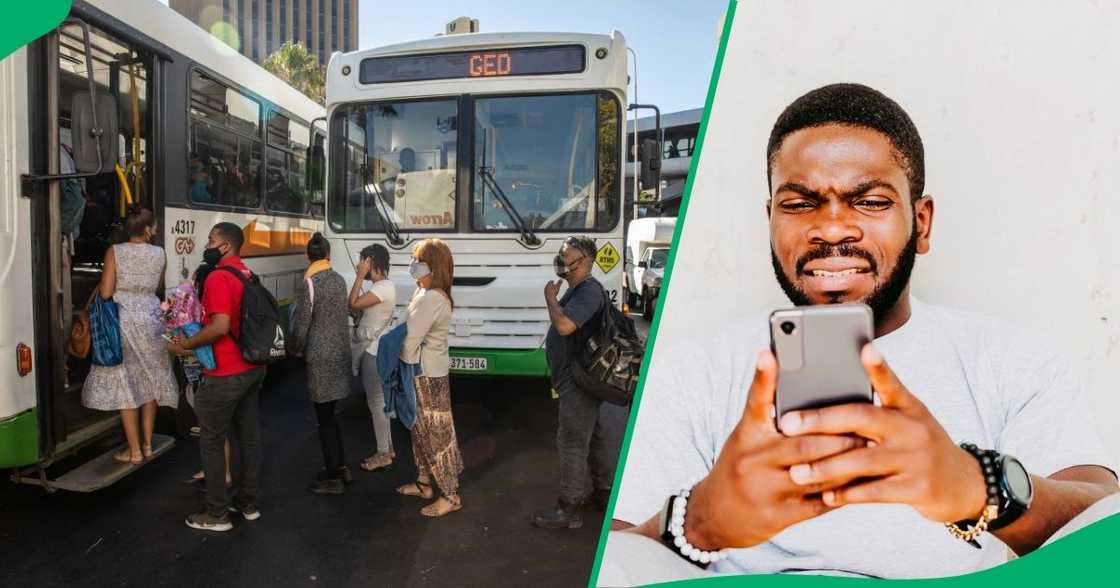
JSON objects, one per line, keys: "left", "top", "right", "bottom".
{"left": 0, "top": 409, "right": 39, "bottom": 468}
{"left": 0, "top": 48, "right": 43, "bottom": 466}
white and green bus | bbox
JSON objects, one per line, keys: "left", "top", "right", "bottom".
{"left": 0, "top": 0, "right": 324, "bottom": 491}
{"left": 324, "top": 28, "right": 659, "bottom": 377}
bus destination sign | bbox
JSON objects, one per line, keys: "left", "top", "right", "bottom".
{"left": 360, "top": 45, "right": 586, "bottom": 84}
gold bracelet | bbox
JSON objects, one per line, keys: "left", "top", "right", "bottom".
{"left": 945, "top": 505, "right": 999, "bottom": 543}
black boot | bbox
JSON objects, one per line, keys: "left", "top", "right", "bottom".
{"left": 585, "top": 487, "right": 612, "bottom": 512}
{"left": 318, "top": 466, "right": 353, "bottom": 485}
{"left": 308, "top": 477, "right": 346, "bottom": 495}
{"left": 531, "top": 499, "right": 584, "bottom": 529}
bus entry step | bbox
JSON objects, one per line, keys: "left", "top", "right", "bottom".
{"left": 50, "top": 434, "right": 175, "bottom": 492}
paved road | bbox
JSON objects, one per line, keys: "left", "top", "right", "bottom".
{"left": 0, "top": 362, "right": 624, "bottom": 587}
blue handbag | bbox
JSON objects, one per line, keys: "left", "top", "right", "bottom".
{"left": 90, "top": 294, "right": 124, "bottom": 366}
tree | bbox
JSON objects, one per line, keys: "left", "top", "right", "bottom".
{"left": 263, "top": 42, "right": 325, "bottom": 105}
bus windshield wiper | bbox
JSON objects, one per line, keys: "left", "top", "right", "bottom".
{"left": 359, "top": 163, "right": 404, "bottom": 246}
{"left": 478, "top": 129, "right": 540, "bottom": 246}
{"left": 478, "top": 167, "right": 540, "bottom": 246}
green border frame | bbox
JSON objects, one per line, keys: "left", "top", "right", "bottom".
{"left": 586, "top": 0, "right": 1120, "bottom": 586}
{"left": 586, "top": 0, "right": 740, "bottom": 585}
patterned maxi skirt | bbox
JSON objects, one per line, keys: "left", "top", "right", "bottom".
{"left": 411, "top": 375, "right": 464, "bottom": 498}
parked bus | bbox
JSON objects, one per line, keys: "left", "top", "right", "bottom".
{"left": 0, "top": 0, "right": 325, "bottom": 491}
{"left": 324, "top": 29, "right": 659, "bottom": 377}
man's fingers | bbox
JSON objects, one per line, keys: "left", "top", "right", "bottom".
{"left": 860, "top": 344, "right": 916, "bottom": 410}
{"left": 822, "top": 476, "right": 910, "bottom": 508}
{"left": 742, "top": 349, "right": 779, "bottom": 428}
{"left": 790, "top": 495, "right": 836, "bottom": 522}
{"left": 770, "top": 434, "right": 867, "bottom": 467}
{"left": 778, "top": 402, "right": 899, "bottom": 441}
{"left": 787, "top": 447, "right": 899, "bottom": 487}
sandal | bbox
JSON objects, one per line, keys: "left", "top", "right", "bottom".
{"left": 142, "top": 445, "right": 153, "bottom": 460}
{"left": 396, "top": 480, "right": 433, "bottom": 500}
{"left": 359, "top": 452, "right": 395, "bottom": 472}
{"left": 420, "top": 496, "right": 462, "bottom": 518}
{"left": 113, "top": 449, "right": 144, "bottom": 465}
{"left": 182, "top": 471, "right": 205, "bottom": 485}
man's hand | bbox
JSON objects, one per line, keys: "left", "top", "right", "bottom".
{"left": 544, "top": 280, "right": 562, "bottom": 300}
{"left": 779, "top": 343, "right": 988, "bottom": 524}
{"left": 682, "top": 350, "right": 866, "bottom": 550}
{"left": 166, "top": 335, "right": 191, "bottom": 357}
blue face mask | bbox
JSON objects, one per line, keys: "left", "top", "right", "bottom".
{"left": 409, "top": 259, "right": 431, "bottom": 280}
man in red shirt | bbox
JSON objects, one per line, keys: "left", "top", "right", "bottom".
{"left": 168, "top": 222, "right": 265, "bottom": 531}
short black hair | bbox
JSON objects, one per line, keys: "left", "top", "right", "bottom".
{"left": 360, "top": 243, "right": 390, "bottom": 276}
{"left": 211, "top": 222, "right": 244, "bottom": 251}
{"left": 123, "top": 206, "right": 155, "bottom": 239}
{"left": 563, "top": 236, "right": 598, "bottom": 263}
{"left": 767, "top": 83, "right": 925, "bottom": 200}
{"left": 307, "top": 232, "right": 330, "bottom": 262}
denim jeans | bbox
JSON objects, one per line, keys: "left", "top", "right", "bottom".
{"left": 194, "top": 367, "right": 266, "bottom": 517}
{"left": 556, "top": 377, "right": 629, "bottom": 504}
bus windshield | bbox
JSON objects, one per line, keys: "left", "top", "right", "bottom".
{"left": 475, "top": 92, "right": 618, "bottom": 232}
{"left": 328, "top": 92, "right": 620, "bottom": 234}
{"left": 329, "top": 98, "right": 459, "bottom": 233}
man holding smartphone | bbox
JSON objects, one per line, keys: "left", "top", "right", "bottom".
{"left": 604, "top": 83, "right": 1118, "bottom": 583}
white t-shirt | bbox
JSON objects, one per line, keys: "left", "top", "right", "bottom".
{"left": 356, "top": 279, "right": 397, "bottom": 356}
{"left": 614, "top": 297, "right": 1114, "bottom": 579}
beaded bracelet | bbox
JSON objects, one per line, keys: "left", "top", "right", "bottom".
{"left": 667, "top": 479, "right": 730, "bottom": 565}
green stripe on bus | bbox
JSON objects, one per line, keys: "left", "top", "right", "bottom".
{"left": 0, "top": 409, "right": 40, "bottom": 468}
{"left": 450, "top": 347, "right": 549, "bottom": 378}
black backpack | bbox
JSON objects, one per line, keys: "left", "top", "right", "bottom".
{"left": 216, "top": 266, "right": 286, "bottom": 365}
{"left": 571, "top": 290, "right": 645, "bottom": 406}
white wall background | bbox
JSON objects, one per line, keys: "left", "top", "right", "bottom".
{"left": 654, "top": 0, "right": 1120, "bottom": 456}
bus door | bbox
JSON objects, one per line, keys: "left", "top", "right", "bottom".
{"left": 24, "top": 16, "right": 163, "bottom": 485}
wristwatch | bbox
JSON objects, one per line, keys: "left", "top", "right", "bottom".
{"left": 988, "top": 452, "right": 1034, "bottom": 530}
{"left": 957, "top": 443, "right": 1034, "bottom": 532}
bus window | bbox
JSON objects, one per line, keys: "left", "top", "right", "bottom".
{"left": 472, "top": 92, "right": 619, "bottom": 232}
{"left": 328, "top": 99, "right": 458, "bottom": 232}
{"left": 265, "top": 111, "right": 313, "bottom": 215}
{"left": 188, "top": 70, "right": 263, "bottom": 209}
{"left": 189, "top": 70, "right": 260, "bottom": 136}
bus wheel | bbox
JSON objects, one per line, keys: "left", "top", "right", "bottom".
{"left": 643, "top": 295, "right": 656, "bottom": 321}
{"left": 626, "top": 288, "right": 638, "bottom": 308}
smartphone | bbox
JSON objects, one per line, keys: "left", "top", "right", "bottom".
{"left": 769, "top": 303, "right": 874, "bottom": 431}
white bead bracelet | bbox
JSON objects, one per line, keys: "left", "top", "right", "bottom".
{"left": 668, "top": 479, "right": 730, "bottom": 565}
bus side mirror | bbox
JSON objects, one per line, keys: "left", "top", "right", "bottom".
{"left": 639, "top": 138, "right": 661, "bottom": 190}
{"left": 638, "top": 261, "right": 648, "bottom": 269}
{"left": 70, "top": 91, "right": 119, "bottom": 173}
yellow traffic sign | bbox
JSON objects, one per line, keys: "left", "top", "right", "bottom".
{"left": 595, "top": 242, "right": 621, "bottom": 274}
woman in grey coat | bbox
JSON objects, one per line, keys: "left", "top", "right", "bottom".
{"left": 290, "top": 233, "right": 352, "bottom": 494}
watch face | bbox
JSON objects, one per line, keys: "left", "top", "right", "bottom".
{"left": 1002, "top": 456, "right": 1033, "bottom": 504}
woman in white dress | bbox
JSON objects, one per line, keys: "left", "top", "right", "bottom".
{"left": 82, "top": 207, "right": 178, "bottom": 464}
{"left": 348, "top": 244, "right": 398, "bottom": 472}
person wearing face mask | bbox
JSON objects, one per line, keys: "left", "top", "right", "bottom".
{"left": 289, "top": 233, "right": 353, "bottom": 494}
{"left": 168, "top": 222, "right": 266, "bottom": 532}
{"left": 532, "top": 236, "right": 620, "bottom": 530}
{"left": 349, "top": 244, "right": 398, "bottom": 473}
{"left": 82, "top": 207, "right": 178, "bottom": 465}
{"left": 394, "top": 238, "right": 465, "bottom": 518}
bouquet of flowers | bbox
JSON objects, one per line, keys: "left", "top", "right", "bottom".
{"left": 160, "top": 281, "right": 216, "bottom": 370}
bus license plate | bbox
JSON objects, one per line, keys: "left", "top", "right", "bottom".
{"left": 451, "top": 356, "right": 488, "bottom": 372}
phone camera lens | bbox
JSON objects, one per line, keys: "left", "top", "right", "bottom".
{"left": 780, "top": 321, "right": 796, "bottom": 335}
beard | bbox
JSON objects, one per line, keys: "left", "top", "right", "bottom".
{"left": 770, "top": 221, "right": 919, "bottom": 326}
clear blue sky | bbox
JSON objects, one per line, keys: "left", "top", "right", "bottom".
{"left": 357, "top": 0, "right": 728, "bottom": 114}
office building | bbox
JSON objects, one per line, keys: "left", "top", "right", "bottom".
{"left": 170, "top": 0, "right": 358, "bottom": 67}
